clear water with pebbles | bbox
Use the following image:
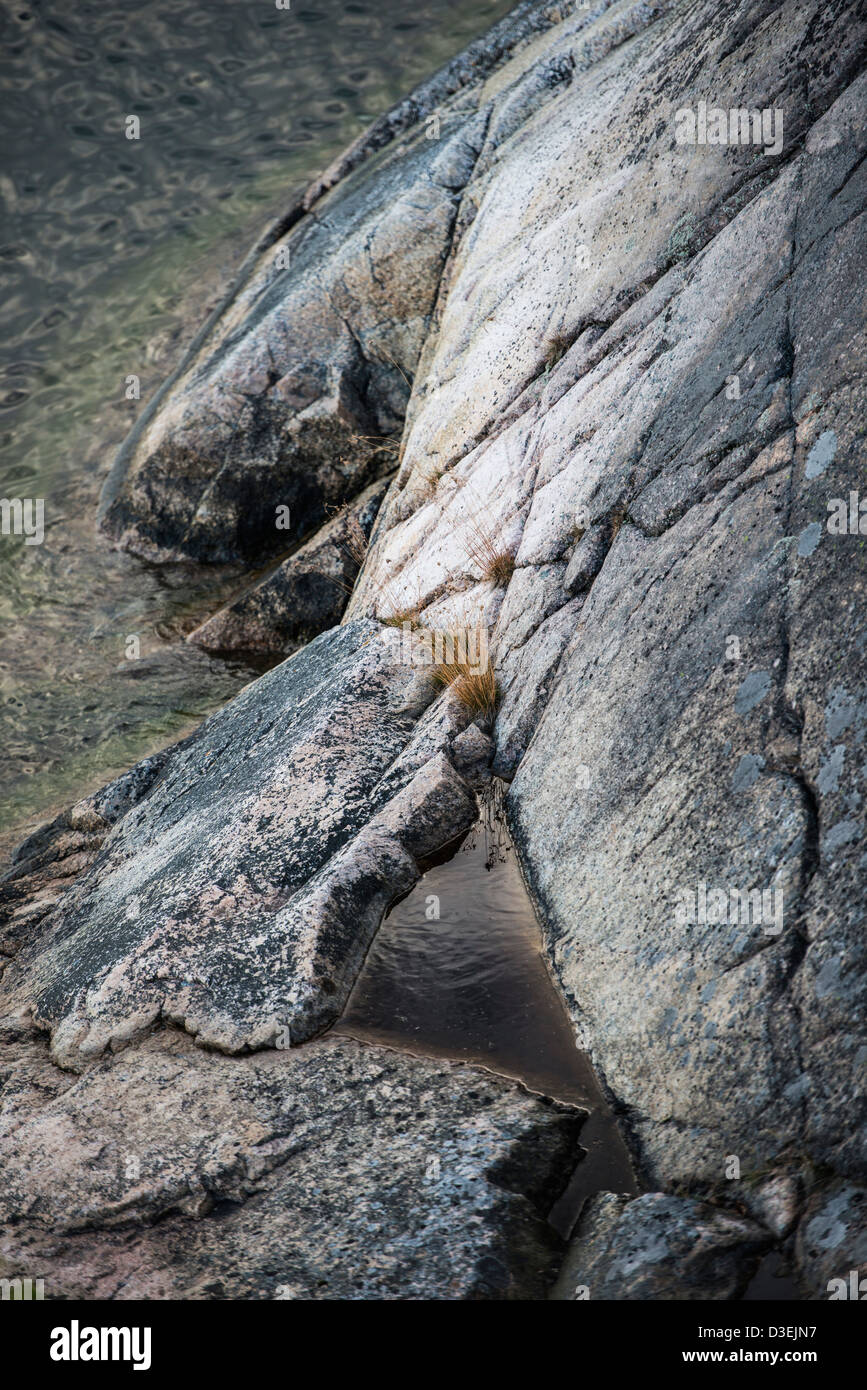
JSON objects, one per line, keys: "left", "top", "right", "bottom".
{"left": 0, "top": 0, "right": 513, "bottom": 855}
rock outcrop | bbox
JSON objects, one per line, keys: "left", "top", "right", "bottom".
{"left": 551, "top": 1192, "right": 771, "bottom": 1300}
{"left": 4, "top": 0, "right": 866, "bottom": 1299}
{"left": 0, "top": 1032, "right": 582, "bottom": 1299}
{"left": 187, "top": 476, "right": 391, "bottom": 655}
{"left": 1, "top": 622, "right": 481, "bottom": 1067}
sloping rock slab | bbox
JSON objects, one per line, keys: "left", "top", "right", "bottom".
{"left": 1, "top": 747, "right": 184, "bottom": 957}
{"left": 0, "top": 621, "right": 477, "bottom": 1068}
{"left": 504, "top": 76, "right": 867, "bottom": 1189}
{"left": 0, "top": 1032, "right": 583, "bottom": 1301}
{"left": 98, "top": 87, "right": 483, "bottom": 564}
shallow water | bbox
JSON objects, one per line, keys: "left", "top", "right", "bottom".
{"left": 335, "top": 789, "right": 639, "bottom": 1235}
{"left": 0, "top": 0, "right": 514, "bottom": 858}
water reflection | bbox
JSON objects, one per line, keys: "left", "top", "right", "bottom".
{"left": 335, "top": 787, "right": 639, "bottom": 1234}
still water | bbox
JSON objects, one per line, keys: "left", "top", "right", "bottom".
{"left": 335, "top": 789, "right": 639, "bottom": 1235}
{"left": 0, "top": 0, "right": 514, "bottom": 858}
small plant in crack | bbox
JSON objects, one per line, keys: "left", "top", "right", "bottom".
{"left": 342, "top": 513, "right": 369, "bottom": 568}
{"left": 417, "top": 461, "right": 447, "bottom": 497}
{"left": 381, "top": 604, "right": 423, "bottom": 629}
{"left": 376, "top": 567, "right": 426, "bottom": 629}
{"left": 432, "top": 638, "right": 499, "bottom": 720}
{"left": 461, "top": 776, "right": 510, "bottom": 869}
{"left": 315, "top": 504, "right": 372, "bottom": 599}
{"left": 346, "top": 430, "right": 402, "bottom": 460}
{"left": 542, "top": 330, "right": 574, "bottom": 371}
{"left": 464, "top": 509, "right": 517, "bottom": 587}
{"left": 608, "top": 506, "right": 628, "bottom": 542}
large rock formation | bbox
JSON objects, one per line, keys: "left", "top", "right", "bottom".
{"left": 4, "top": 0, "right": 866, "bottom": 1299}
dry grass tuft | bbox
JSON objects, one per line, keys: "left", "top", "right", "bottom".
{"left": 342, "top": 513, "right": 369, "bottom": 568}
{"left": 432, "top": 645, "right": 498, "bottom": 719}
{"left": 376, "top": 566, "right": 426, "bottom": 629}
{"left": 464, "top": 509, "right": 517, "bottom": 587}
{"left": 542, "top": 330, "right": 574, "bottom": 370}
{"left": 381, "top": 605, "right": 422, "bottom": 629}
{"left": 346, "top": 430, "right": 401, "bottom": 460}
{"left": 417, "top": 461, "right": 446, "bottom": 497}
{"left": 487, "top": 551, "right": 516, "bottom": 585}
{"left": 315, "top": 504, "right": 372, "bottom": 598}
{"left": 609, "top": 506, "right": 628, "bottom": 542}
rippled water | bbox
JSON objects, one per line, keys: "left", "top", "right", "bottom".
{"left": 0, "top": 0, "right": 514, "bottom": 858}
{"left": 335, "top": 789, "right": 639, "bottom": 1234}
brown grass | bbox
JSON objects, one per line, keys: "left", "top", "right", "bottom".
{"left": 376, "top": 566, "right": 426, "bottom": 629}
{"left": 314, "top": 504, "right": 371, "bottom": 599}
{"left": 381, "top": 605, "right": 422, "bottom": 629}
{"left": 417, "top": 461, "right": 446, "bottom": 497}
{"left": 542, "top": 330, "right": 573, "bottom": 370}
{"left": 609, "top": 506, "right": 628, "bottom": 542}
{"left": 432, "top": 647, "right": 498, "bottom": 719}
{"left": 463, "top": 509, "right": 517, "bottom": 587}
{"left": 346, "top": 430, "right": 401, "bottom": 460}
{"left": 342, "top": 513, "right": 369, "bottom": 567}
{"left": 379, "top": 350, "right": 412, "bottom": 390}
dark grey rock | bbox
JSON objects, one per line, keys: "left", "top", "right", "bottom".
{"left": 0, "top": 1032, "right": 584, "bottom": 1300}
{"left": 188, "top": 475, "right": 390, "bottom": 655}
{"left": 552, "top": 1192, "right": 770, "bottom": 1300}
{"left": 795, "top": 1183, "right": 867, "bottom": 1299}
